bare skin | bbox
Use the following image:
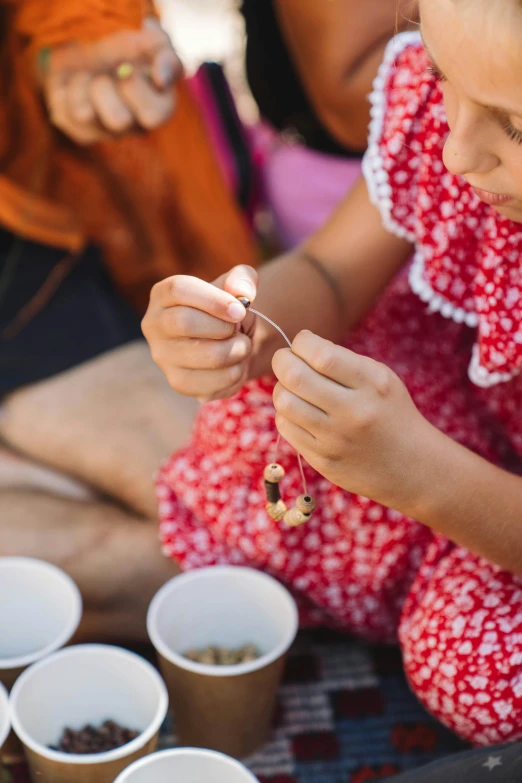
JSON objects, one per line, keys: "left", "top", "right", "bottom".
{"left": 275, "top": 0, "right": 418, "bottom": 150}
{"left": 0, "top": 341, "right": 198, "bottom": 642}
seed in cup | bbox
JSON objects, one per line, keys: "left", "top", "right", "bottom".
{"left": 49, "top": 721, "right": 139, "bottom": 755}
{"left": 183, "top": 644, "right": 260, "bottom": 666}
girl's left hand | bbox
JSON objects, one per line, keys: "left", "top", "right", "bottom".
{"left": 272, "top": 330, "right": 432, "bottom": 511}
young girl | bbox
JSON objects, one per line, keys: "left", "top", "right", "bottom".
{"left": 143, "top": 0, "right": 522, "bottom": 746}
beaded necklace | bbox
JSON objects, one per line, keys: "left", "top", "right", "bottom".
{"left": 237, "top": 296, "right": 315, "bottom": 527}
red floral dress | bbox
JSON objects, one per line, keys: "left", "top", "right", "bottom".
{"left": 157, "top": 33, "right": 522, "bottom": 746}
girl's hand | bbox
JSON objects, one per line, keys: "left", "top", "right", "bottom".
{"left": 41, "top": 19, "right": 181, "bottom": 145}
{"left": 272, "top": 330, "right": 432, "bottom": 510}
{"left": 142, "top": 266, "right": 258, "bottom": 402}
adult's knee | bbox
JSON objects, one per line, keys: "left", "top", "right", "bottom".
{"left": 0, "top": 445, "right": 94, "bottom": 500}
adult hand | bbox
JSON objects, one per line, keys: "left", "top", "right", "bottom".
{"left": 41, "top": 18, "right": 181, "bottom": 144}
{"left": 142, "top": 266, "right": 258, "bottom": 402}
{"left": 272, "top": 330, "right": 432, "bottom": 510}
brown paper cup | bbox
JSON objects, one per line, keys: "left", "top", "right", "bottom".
{"left": 147, "top": 566, "right": 298, "bottom": 759}
{"left": 9, "top": 644, "right": 168, "bottom": 783}
{"left": 0, "top": 557, "right": 82, "bottom": 764}
{"left": 114, "top": 747, "right": 260, "bottom": 783}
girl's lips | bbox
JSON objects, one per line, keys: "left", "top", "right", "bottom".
{"left": 471, "top": 186, "right": 514, "bottom": 206}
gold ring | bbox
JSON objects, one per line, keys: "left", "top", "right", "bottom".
{"left": 115, "top": 61, "right": 135, "bottom": 80}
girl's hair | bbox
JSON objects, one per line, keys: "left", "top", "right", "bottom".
{"left": 395, "top": 1, "right": 420, "bottom": 34}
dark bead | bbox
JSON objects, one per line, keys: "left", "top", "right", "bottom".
{"left": 265, "top": 479, "right": 281, "bottom": 503}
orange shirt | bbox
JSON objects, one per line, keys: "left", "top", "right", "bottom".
{"left": 0, "top": 0, "right": 257, "bottom": 312}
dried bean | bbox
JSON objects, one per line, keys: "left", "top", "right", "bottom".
{"left": 50, "top": 720, "right": 139, "bottom": 754}
{"left": 183, "top": 644, "right": 260, "bottom": 665}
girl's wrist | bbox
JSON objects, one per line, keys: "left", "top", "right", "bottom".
{"left": 399, "top": 421, "right": 472, "bottom": 533}
{"left": 391, "top": 417, "right": 454, "bottom": 524}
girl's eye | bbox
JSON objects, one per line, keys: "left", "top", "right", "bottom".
{"left": 502, "top": 119, "right": 522, "bottom": 145}
{"left": 427, "top": 64, "right": 447, "bottom": 83}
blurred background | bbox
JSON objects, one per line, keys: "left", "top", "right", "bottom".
{"left": 159, "top": 0, "right": 257, "bottom": 119}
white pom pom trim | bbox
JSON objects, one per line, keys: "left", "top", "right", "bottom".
{"left": 362, "top": 31, "right": 421, "bottom": 243}
{"left": 468, "top": 345, "right": 517, "bottom": 388}
{"left": 409, "top": 250, "right": 479, "bottom": 328}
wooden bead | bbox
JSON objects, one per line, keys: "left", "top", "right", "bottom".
{"left": 264, "top": 463, "right": 285, "bottom": 483}
{"left": 265, "top": 480, "right": 281, "bottom": 504}
{"left": 266, "top": 500, "right": 287, "bottom": 521}
{"left": 283, "top": 507, "right": 308, "bottom": 528}
{"left": 296, "top": 494, "right": 316, "bottom": 515}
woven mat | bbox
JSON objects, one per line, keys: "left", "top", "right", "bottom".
{"left": 6, "top": 631, "right": 467, "bottom": 783}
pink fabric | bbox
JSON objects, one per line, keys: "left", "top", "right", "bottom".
{"left": 251, "top": 125, "right": 362, "bottom": 249}
{"left": 187, "top": 73, "right": 361, "bottom": 250}
{"left": 187, "top": 68, "right": 239, "bottom": 198}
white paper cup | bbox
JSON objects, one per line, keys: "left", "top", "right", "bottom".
{"left": 0, "top": 682, "right": 10, "bottom": 763}
{"left": 0, "top": 557, "right": 82, "bottom": 688}
{"left": 0, "top": 557, "right": 82, "bottom": 764}
{"left": 114, "top": 747, "right": 260, "bottom": 783}
{"left": 9, "top": 644, "right": 169, "bottom": 783}
{"left": 147, "top": 566, "right": 298, "bottom": 758}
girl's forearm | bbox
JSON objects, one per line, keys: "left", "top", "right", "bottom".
{"left": 249, "top": 250, "right": 346, "bottom": 378}
{"left": 405, "top": 424, "right": 522, "bottom": 577}
{"left": 250, "top": 178, "right": 412, "bottom": 378}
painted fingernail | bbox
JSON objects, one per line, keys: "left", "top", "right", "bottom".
{"left": 227, "top": 302, "right": 245, "bottom": 321}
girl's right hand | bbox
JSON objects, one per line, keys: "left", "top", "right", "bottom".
{"left": 142, "top": 265, "right": 258, "bottom": 402}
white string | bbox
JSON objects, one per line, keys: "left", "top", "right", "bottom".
{"left": 271, "top": 433, "right": 282, "bottom": 465}
{"left": 297, "top": 453, "right": 308, "bottom": 496}
{"left": 250, "top": 307, "right": 309, "bottom": 497}
{"left": 249, "top": 307, "right": 292, "bottom": 348}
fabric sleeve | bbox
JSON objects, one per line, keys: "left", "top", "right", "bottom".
{"left": 362, "top": 31, "right": 434, "bottom": 243}
{"left": 11, "top": 0, "right": 157, "bottom": 52}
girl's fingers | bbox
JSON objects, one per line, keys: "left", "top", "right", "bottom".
{"left": 272, "top": 348, "right": 344, "bottom": 413}
{"left": 89, "top": 74, "right": 134, "bottom": 132}
{"left": 275, "top": 413, "right": 317, "bottom": 455}
{"left": 163, "top": 334, "right": 251, "bottom": 370}
{"left": 240, "top": 310, "right": 256, "bottom": 340}
{"left": 165, "top": 362, "right": 249, "bottom": 399}
{"left": 273, "top": 382, "right": 328, "bottom": 434}
{"left": 158, "top": 306, "right": 237, "bottom": 341}
{"left": 223, "top": 265, "right": 259, "bottom": 303}
{"left": 291, "top": 331, "right": 369, "bottom": 390}
{"left": 196, "top": 368, "right": 250, "bottom": 403}
{"left": 149, "top": 275, "right": 248, "bottom": 324}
